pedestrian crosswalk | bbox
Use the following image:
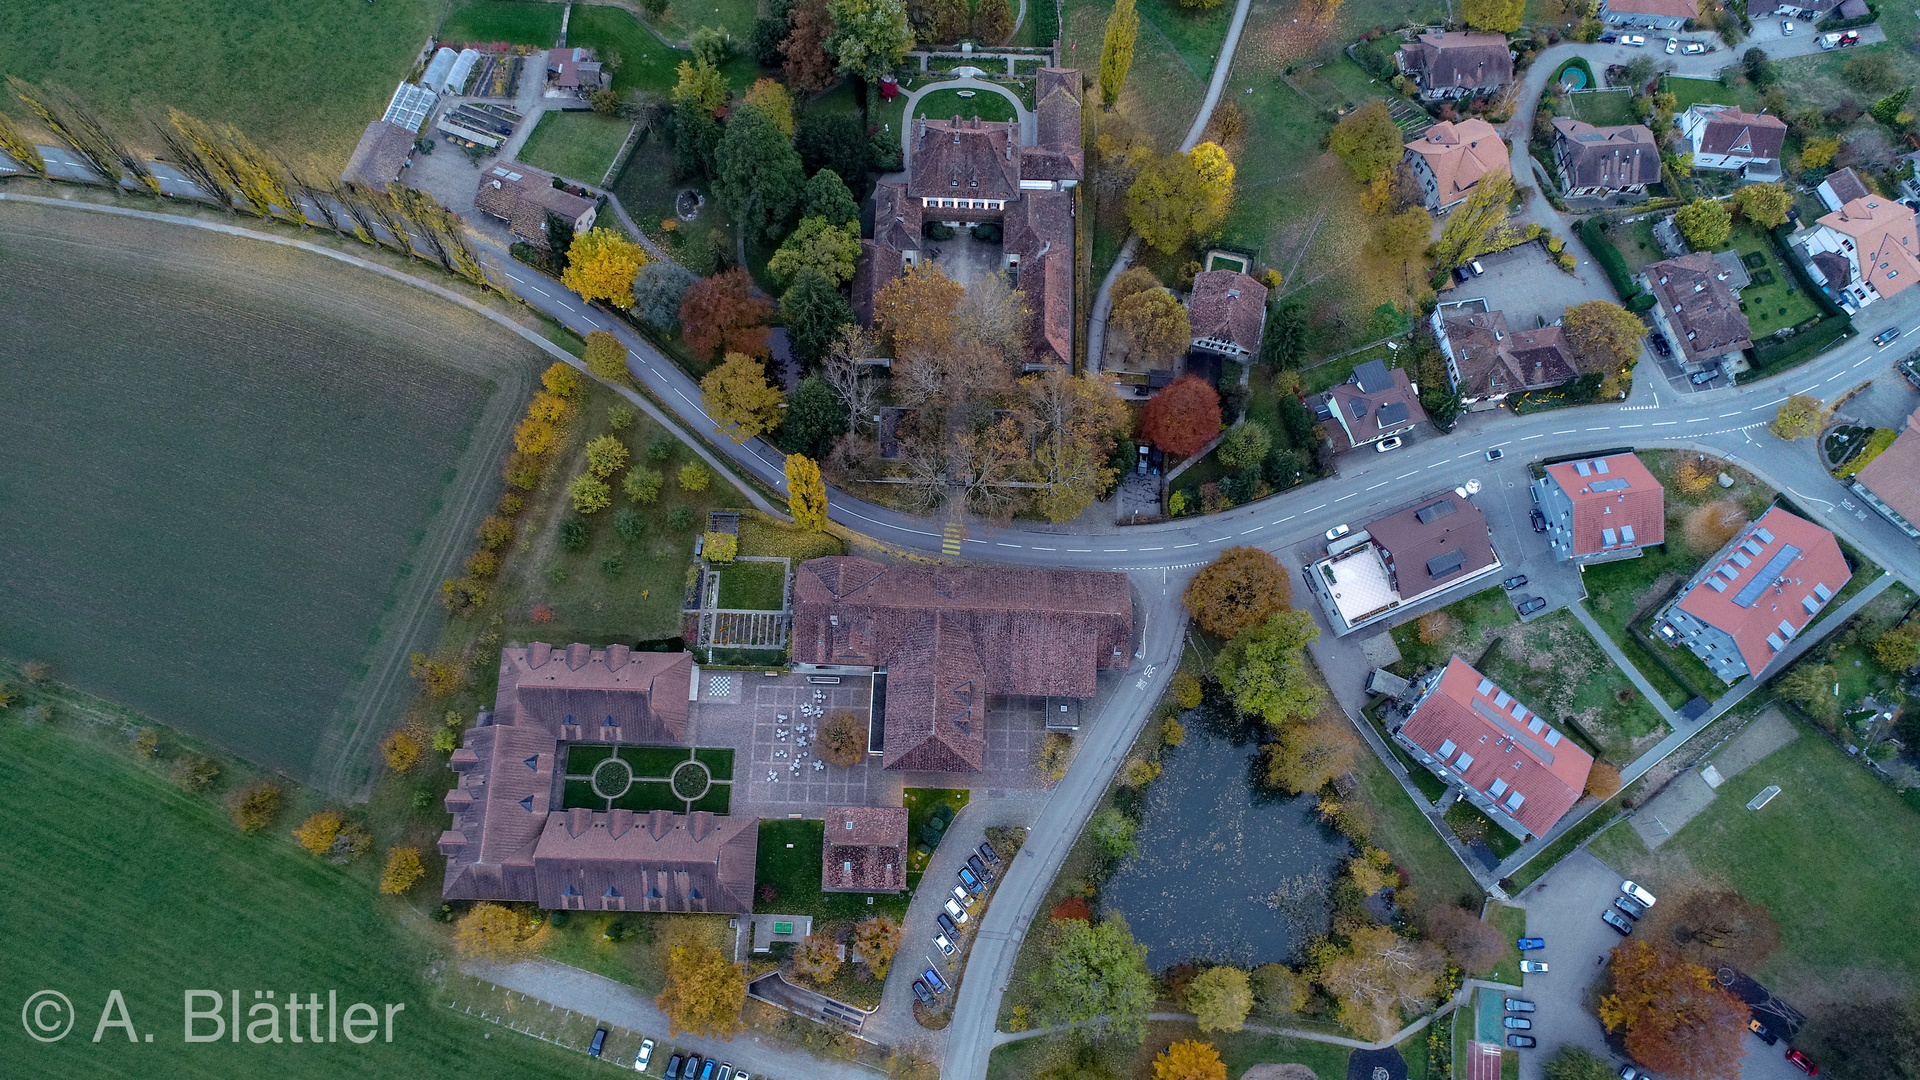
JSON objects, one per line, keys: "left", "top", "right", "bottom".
{"left": 942, "top": 522, "right": 964, "bottom": 555}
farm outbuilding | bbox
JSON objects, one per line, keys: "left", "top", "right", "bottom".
{"left": 340, "top": 120, "right": 418, "bottom": 193}
{"left": 422, "top": 47, "right": 457, "bottom": 92}
{"left": 443, "top": 48, "right": 481, "bottom": 94}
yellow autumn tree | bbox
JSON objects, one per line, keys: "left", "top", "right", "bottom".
{"left": 561, "top": 226, "right": 647, "bottom": 309}
{"left": 381, "top": 729, "right": 424, "bottom": 771}
{"left": 1154, "top": 1039, "right": 1227, "bottom": 1080}
{"left": 380, "top": 847, "right": 426, "bottom": 894}
{"left": 743, "top": 78, "right": 796, "bottom": 135}
{"left": 656, "top": 943, "right": 747, "bottom": 1037}
{"left": 453, "top": 902, "right": 545, "bottom": 962}
{"left": 292, "top": 811, "right": 344, "bottom": 856}
{"left": 700, "top": 352, "right": 785, "bottom": 442}
{"left": 786, "top": 453, "right": 829, "bottom": 530}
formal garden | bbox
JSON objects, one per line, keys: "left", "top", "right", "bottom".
{"left": 560, "top": 744, "right": 736, "bottom": 814}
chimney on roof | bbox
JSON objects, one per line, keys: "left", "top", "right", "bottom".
{"left": 605, "top": 643, "right": 630, "bottom": 671}
{"left": 529, "top": 641, "right": 552, "bottom": 667}
{"left": 438, "top": 830, "right": 468, "bottom": 855}
{"left": 688, "top": 811, "right": 716, "bottom": 842}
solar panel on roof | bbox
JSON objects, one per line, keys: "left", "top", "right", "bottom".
{"left": 1505, "top": 791, "right": 1526, "bottom": 811}
{"left": 1477, "top": 677, "right": 1494, "bottom": 695}
{"left": 1590, "top": 478, "right": 1630, "bottom": 492}
{"left": 1574, "top": 460, "right": 1590, "bottom": 476}
{"left": 1622, "top": 525, "right": 1635, "bottom": 544}
{"left": 1814, "top": 582, "right": 1833, "bottom": 601}
{"left": 1416, "top": 500, "right": 1458, "bottom": 524}
{"left": 1427, "top": 548, "right": 1466, "bottom": 577}
{"left": 1377, "top": 401, "right": 1410, "bottom": 426}
{"left": 1767, "top": 632, "right": 1784, "bottom": 651}
{"left": 1733, "top": 544, "right": 1801, "bottom": 607}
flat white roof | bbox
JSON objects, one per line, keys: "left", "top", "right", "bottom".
{"left": 1325, "top": 545, "right": 1398, "bottom": 627}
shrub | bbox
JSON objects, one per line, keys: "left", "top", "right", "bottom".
{"left": 704, "top": 531, "right": 738, "bottom": 562}
{"left": 292, "top": 811, "right": 343, "bottom": 856}
{"left": 382, "top": 729, "right": 425, "bottom": 772}
{"left": 171, "top": 754, "right": 220, "bottom": 792}
{"left": 1172, "top": 671, "right": 1203, "bottom": 710}
{"left": 503, "top": 452, "right": 545, "bottom": 490}
{"left": 476, "top": 516, "right": 515, "bottom": 550}
{"left": 647, "top": 434, "right": 676, "bottom": 462}
{"left": 585, "top": 434, "right": 632, "bottom": 479}
{"left": 678, "top": 461, "right": 713, "bottom": 491}
{"left": 569, "top": 473, "right": 613, "bottom": 514}
{"left": 614, "top": 507, "right": 646, "bottom": 544}
{"left": 623, "top": 465, "right": 665, "bottom": 504}
{"left": 542, "top": 362, "right": 582, "bottom": 398}
{"left": 607, "top": 403, "right": 636, "bottom": 431}
{"left": 229, "top": 782, "right": 283, "bottom": 833}
{"left": 668, "top": 505, "right": 696, "bottom": 530}
{"left": 464, "top": 550, "right": 500, "bottom": 578}
{"left": 381, "top": 847, "right": 427, "bottom": 895}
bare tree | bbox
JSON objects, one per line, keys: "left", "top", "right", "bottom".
{"left": 896, "top": 438, "right": 948, "bottom": 512}
{"left": 822, "top": 325, "right": 881, "bottom": 433}
{"left": 952, "top": 414, "right": 1031, "bottom": 520}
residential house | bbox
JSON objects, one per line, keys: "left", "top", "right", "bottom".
{"left": 822, "top": 807, "right": 909, "bottom": 892}
{"left": 1642, "top": 253, "right": 1754, "bottom": 374}
{"left": 472, "top": 164, "right": 599, "bottom": 250}
{"left": 1552, "top": 118, "right": 1661, "bottom": 197}
{"left": 1186, "top": 270, "right": 1269, "bottom": 360}
{"left": 1533, "top": 453, "right": 1666, "bottom": 563}
{"left": 790, "top": 557, "right": 1132, "bottom": 773}
{"left": 1308, "top": 490, "right": 1503, "bottom": 634}
{"left": 1817, "top": 166, "right": 1871, "bottom": 212}
{"left": 1393, "top": 657, "right": 1595, "bottom": 839}
{"left": 1797, "top": 195, "right": 1920, "bottom": 312}
{"left": 1677, "top": 105, "right": 1786, "bottom": 179}
{"left": 440, "top": 643, "right": 763, "bottom": 913}
{"left": 1318, "top": 358, "right": 1428, "bottom": 450}
{"left": 1431, "top": 306, "right": 1578, "bottom": 405}
{"left": 340, "top": 120, "right": 418, "bottom": 193}
{"left": 1396, "top": 32, "right": 1514, "bottom": 100}
{"left": 545, "top": 47, "right": 607, "bottom": 97}
{"left": 856, "top": 69, "right": 1084, "bottom": 369}
{"left": 1599, "top": 0, "right": 1698, "bottom": 28}
{"left": 1652, "top": 507, "right": 1851, "bottom": 682}
{"left": 1403, "top": 118, "right": 1510, "bottom": 212}
{"left": 1851, "top": 405, "right": 1920, "bottom": 539}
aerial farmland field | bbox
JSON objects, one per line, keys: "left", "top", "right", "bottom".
{"left": 0, "top": 202, "right": 543, "bottom": 791}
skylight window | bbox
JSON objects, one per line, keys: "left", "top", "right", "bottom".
{"left": 1544, "top": 729, "right": 1561, "bottom": 746}
{"left": 1488, "top": 778, "right": 1509, "bottom": 798}
{"left": 1437, "top": 739, "right": 1458, "bottom": 759}
{"left": 1505, "top": 791, "right": 1526, "bottom": 811}
{"left": 1454, "top": 753, "right": 1475, "bottom": 771}
{"left": 1476, "top": 677, "right": 1495, "bottom": 696}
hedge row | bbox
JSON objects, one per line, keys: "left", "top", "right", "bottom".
{"left": 1578, "top": 217, "right": 1642, "bottom": 302}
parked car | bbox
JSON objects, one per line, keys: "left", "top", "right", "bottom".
{"left": 1613, "top": 896, "right": 1645, "bottom": 920}
{"left": 1690, "top": 369, "right": 1718, "bottom": 386}
{"left": 716, "top": 1065, "right": 733, "bottom": 1080}
{"left": 912, "top": 980, "right": 935, "bottom": 1005}
{"left": 1326, "top": 524, "right": 1351, "bottom": 542}
{"left": 1520, "top": 960, "right": 1550, "bottom": 973}
{"left": 934, "top": 933, "right": 955, "bottom": 956}
{"left": 1517, "top": 596, "right": 1548, "bottom": 616}
{"left": 1666, "top": 37, "right": 1678, "bottom": 52}
{"left": 1782, "top": 19, "right": 1795, "bottom": 33}
{"left": 1684, "top": 40, "right": 1707, "bottom": 52}
{"left": 1507, "top": 1035, "right": 1537, "bottom": 1048}
{"left": 1621, "top": 881, "right": 1657, "bottom": 907}
{"left": 1376, "top": 436, "right": 1404, "bottom": 453}
{"left": 1471, "top": 260, "right": 1486, "bottom": 275}
{"left": 944, "top": 897, "right": 969, "bottom": 923}
{"left": 1503, "top": 1016, "right": 1533, "bottom": 1030}
{"left": 1650, "top": 333, "right": 1671, "bottom": 356}
{"left": 1502, "top": 574, "right": 1529, "bottom": 590}
{"left": 1751, "top": 1019, "right": 1780, "bottom": 1044}
{"left": 1505, "top": 998, "right": 1536, "bottom": 1013}
{"left": 636, "top": 1037, "right": 655, "bottom": 1071}
{"left": 666, "top": 1054, "right": 685, "bottom": 1079}
{"left": 1136, "top": 445, "right": 1149, "bottom": 475}
{"left": 699, "top": 1059, "right": 717, "bottom": 1080}
{"left": 1602, "top": 907, "right": 1635, "bottom": 935}
{"left": 1530, "top": 509, "right": 1547, "bottom": 532}
{"left": 1876, "top": 326, "right": 1902, "bottom": 346}
{"left": 953, "top": 884, "right": 975, "bottom": 908}
{"left": 1622, "top": 33, "right": 1646, "bottom": 45}
{"left": 958, "top": 866, "right": 980, "bottom": 890}
{"left": 1600, "top": 32, "right": 1617, "bottom": 41}
{"left": 1517, "top": 937, "right": 1546, "bottom": 951}
{"left": 684, "top": 1055, "right": 702, "bottom": 1079}
{"left": 1454, "top": 265, "right": 1472, "bottom": 283}
{"left": 938, "top": 912, "right": 959, "bottom": 936}
{"left": 1820, "top": 30, "right": 1842, "bottom": 47}
{"left": 967, "top": 854, "right": 991, "bottom": 881}
{"left": 1620, "top": 1068, "right": 1646, "bottom": 1080}
{"left": 1785, "top": 1047, "right": 1818, "bottom": 1074}
{"left": 736, "top": 1073, "right": 752, "bottom": 1080}
{"left": 1486, "top": 447, "right": 1504, "bottom": 461}
{"left": 1841, "top": 29, "right": 1862, "bottom": 44}
{"left": 590, "top": 1028, "right": 609, "bottom": 1059}
{"left": 924, "top": 968, "right": 949, "bottom": 993}
{"left": 978, "top": 842, "right": 1000, "bottom": 865}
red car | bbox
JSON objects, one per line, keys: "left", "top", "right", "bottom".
{"left": 1785, "top": 1048, "right": 1818, "bottom": 1074}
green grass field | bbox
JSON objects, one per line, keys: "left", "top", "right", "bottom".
{"left": 755, "top": 819, "right": 911, "bottom": 922}
{"left": 515, "top": 109, "right": 634, "bottom": 184}
{"left": 1588, "top": 715, "right": 1920, "bottom": 1000}
{"left": 915, "top": 87, "right": 1019, "bottom": 123}
{"left": 717, "top": 561, "right": 787, "bottom": 610}
{"left": 987, "top": 1021, "right": 1353, "bottom": 1080}
{"left": 0, "top": 203, "right": 538, "bottom": 787}
{"left": 1719, "top": 223, "right": 1820, "bottom": 338}
{"left": 1480, "top": 904, "right": 1527, "bottom": 985}
{"left": 0, "top": 0, "right": 439, "bottom": 166}
{"left": 568, "top": 4, "right": 762, "bottom": 97}
{"left": 1660, "top": 74, "right": 1738, "bottom": 112}
{"left": 0, "top": 710, "right": 604, "bottom": 1080}
{"left": 1565, "top": 88, "right": 1635, "bottom": 128}
{"left": 440, "top": 0, "right": 566, "bottom": 45}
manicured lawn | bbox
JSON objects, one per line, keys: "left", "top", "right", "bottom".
{"left": 1566, "top": 88, "right": 1635, "bottom": 127}
{"left": 439, "top": 0, "right": 565, "bottom": 44}
{"left": 558, "top": 745, "right": 733, "bottom": 812}
{"left": 1350, "top": 707, "right": 1483, "bottom": 912}
{"left": 1717, "top": 223, "right": 1820, "bottom": 339}
{"left": 637, "top": 0, "right": 762, "bottom": 46}
{"left": 567, "top": 4, "right": 762, "bottom": 97}
{"left": 516, "top": 109, "right": 634, "bottom": 184}
{"left": 1609, "top": 216, "right": 1665, "bottom": 276}
{"left": 755, "top": 818, "right": 911, "bottom": 922}
{"left": 905, "top": 786, "right": 972, "bottom": 881}
{"left": 1451, "top": 1004, "right": 1474, "bottom": 1080}
{"left": 1588, "top": 716, "right": 1920, "bottom": 999}
{"left": 1303, "top": 340, "right": 1410, "bottom": 395}
{"left": 1660, "top": 74, "right": 1738, "bottom": 111}
{"left": 716, "top": 560, "right": 787, "bottom": 610}
{"left": 0, "top": 0, "right": 439, "bottom": 164}
{"left": 0, "top": 204, "right": 535, "bottom": 786}
{"left": 915, "top": 87, "right": 1018, "bottom": 122}
{"left": 0, "top": 710, "right": 607, "bottom": 1079}
{"left": 739, "top": 511, "right": 845, "bottom": 560}
{"left": 1480, "top": 904, "right": 1527, "bottom": 985}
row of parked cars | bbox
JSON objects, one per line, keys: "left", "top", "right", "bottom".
{"left": 912, "top": 842, "right": 1001, "bottom": 1006}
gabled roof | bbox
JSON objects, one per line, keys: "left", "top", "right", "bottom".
{"left": 1404, "top": 118, "right": 1509, "bottom": 204}
{"left": 1399, "top": 32, "right": 1514, "bottom": 91}
{"left": 823, "top": 807, "right": 909, "bottom": 892}
{"left": 1442, "top": 309, "right": 1576, "bottom": 396}
{"left": 547, "top": 47, "right": 604, "bottom": 88}
{"left": 1543, "top": 453, "right": 1666, "bottom": 555}
{"left": 1187, "top": 270, "right": 1269, "bottom": 353}
{"left": 532, "top": 809, "right": 757, "bottom": 913}
{"left": 496, "top": 642, "right": 693, "bottom": 744}
{"left": 473, "top": 164, "right": 598, "bottom": 248}
{"left": 1816, "top": 196, "right": 1920, "bottom": 300}
{"left": 1398, "top": 657, "right": 1594, "bottom": 836}
{"left": 1822, "top": 167, "right": 1871, "bottom": 207}
{"left": 1552, "top": 118, "right": 1661, "bottom": 189}
{"left": 1363, "top": 492, "right": 1496, "bottom": 599}
{"left": 441, "top": 723, "right": 557, "bottom": 900}
{"left": 1688, "top": 105, "right": 1786, "bottom": 159}
{"left": 906, "top": 116, "right": 1022, "bottom": 201}
{"left": 1647, "top": 253, "right": 1754, "bottom": 363}
{"left": 1035, "top": 68, "right": 1085, "bottom": 156}
{"left": 340, "top": 120, "right": 417, "bottom": 192}
{"left": 1675, "top": 506, "right": 1851, "bottom": 677}
{"left": 1605, "top": 0, "right": 1698, "bottom": 16}
{"left": 1324, "top": 363, "right": 1427, "bottom": 449}
{"left": 853, "top": 183, "right": 923, "bottom": 326}
{"left": 1854, "top": 406, "right": 1920, "bottom": 527}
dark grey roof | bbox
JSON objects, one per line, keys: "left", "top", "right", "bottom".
{"left": 1426, "top": 548, "right": 1467, "bottom": 577}
{"left": 1377, "top": 401, "right": 1410, "bottom": 427}
{"left": 1353, "top": 358, "right": 1393, "bottom": 393}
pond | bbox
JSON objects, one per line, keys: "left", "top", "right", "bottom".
{"left": 1100, "top": 697, "right": 1353, "bottom": 972}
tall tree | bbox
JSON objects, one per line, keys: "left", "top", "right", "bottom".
{"left": 1770, "top": 393, "right": 1824, "bottom": 440}
{"left": 769, "top": 215, "right": 864, "bottom": 287}
{"left": 743, "top": 78, "right": 797, "bottom": 136}
{"left": 1262, "top": 710, "right": 1356, "bottom": 794}
{"left": 715, "top": 104, "right": 807, "bottom": 243}
{"left": 1422, "top": 905, "right": 1509, "bottom": 973}
{"left": 1730, "top": 182, "right": 1791, "bottom": 228}
{"left": 680, "top": 268, "right": 774, "bottom": 360}
{"left": 804, "top": 168, "right": 861, "bottom": 226}
{"left": 1036, "top": 913, "right": 1154, "bottom": 1041}
{"left": 1184, "top": 546, "right": 1292, "bottom": 638}
{"left": 822, "top": 324, "right": 882, "bottom": 432}
{"left": 701, "top": 352, "right": 786, "bottom": 441}
{"left": 1641, "top": 885, "right": 1782, "bottom": 971}
{"left": 827, "top": 0, "right": 914, "bottom": 83}
{"left": 1562, "top": 299, "right": 1646, "bottom": 375}
{"left": 783, "top": 0, "right": 838, "bottom": 93}
{"left": 0, "top": 108, "right": 45, "bottom": 178}
{"left": 1109, "top": 267, "right": 1192, "bottom": 367}
{"left": 1320, "top": 925, "right": 1446, "bottom": 1041}
{"left": 851, "top": 916, "right": 903, "bottom": 979}
{"left": 671, "top": 58, "right": 732, "bottom": 116}
{"left": 1024, "top": 368, "right": 1130, "bottom": 522}
{"left": 909, "top": 0, "right": 972, "bottom": 43}
{"left": 453, "top": 902, "right": 542, "bottom": 961}
{"left": 786, "top": 453, "right": 831, "bottom": 530}
{"left": 972, "top": 0, "right": 1015, "bottom": 42}
{"left": 1154, "top": 1039, "right": 1227, "bottom": 1080}
{"left": 1431, "top": 171, "right": 1517, "bottom": 269}
{"left": 1214, "top": 609, "right": 1323, "bottom": 729}
{"left": 562, "top": 227, "right": 647, "bottom": 309}
{"left": 584, "top": 330, "right": 631, "bottom": 383}
{"left": 1329, "top": 101, "right": 1404, "bottom": 183}
{"left": 1187, "top": 967, "right": 1253, "bottom": 1033}
{"left": 1261, "top": 304, "right": 1311, "bottom": 368}
{"left": 797, "top": 111, "right": 873, "bottom": 191}
{"left": 1139, "top": 374, "right": 1222, "bottom": 457}
{"left": 634, "top": 260, "right": 699, "bottom": 333}
{"left": 874, "top": 262, "right": 968, "bottom": 401}
{"left": 1462, "top": 0, "right": 1525, "bottom": 32}
{"left": 1100, "top": 0, "right": 1140, "bottom": 108}
{"left": 656, "top": 942, "right": 747, "bottom": 1037}
{"left": 1600, "top": 941, "right": 1750, "bottom": 1080}
{"left": 782, "top": 267, "right": 856, "bottom": 365}
{"left": 1127, "top": 142, "right": 1235, "bottom": 253}
{"left": 1674, "top": 197, "right": 1732, "bottom": 249}
{"left": 777, "top": 376, "right": 849, "bottom": 459}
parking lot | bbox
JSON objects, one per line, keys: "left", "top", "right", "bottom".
{"left": 1442, "top": 242, "right": 1620, "bottom": 335}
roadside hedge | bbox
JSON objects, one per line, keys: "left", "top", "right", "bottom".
{"left": 1578, "top": 217, "right": 1642, "bottom": 302}
{"left": 1751, "top": 315, "right": 1853, "bottom": 374}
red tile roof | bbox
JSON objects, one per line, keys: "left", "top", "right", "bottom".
{"left": 532, "top": 809, "right": 757, "bottom": 913}
{"left": 822, "top": 806, "right": 909, "bottom": 891}
{"left": 1853, "top": 406, "right": 1920, "bottom": 527}
{"left": 1543, "top": 453, "right": 1665, "bottom": 556}
{"left": 496, "top": 642, "right": 693, "bottom": 744}
{"left": 1646, "top": 253, "right": 1754, "bottom": 364}
{"left": 1399, "top": 657, "right": 1593, "bottom": 836}
{"left": 1675, "top": 506, "right": 1851, "bottom": 677}
{"left": 1187, "top": 270, "right": 1269, "bottom": 354}
{"left": 1815, "top": 196, "right": 1920, "bottom": 301}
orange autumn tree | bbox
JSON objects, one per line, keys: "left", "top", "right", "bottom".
{"left": 679, "top": 268, "right": 772, "bottom": 361}
{"left": 1600, "top": 941, "right": 1750, "bottom": 1080}
{"left": 1183, "top": 546, "right": 1293, "bottom": 638}
{"left": 1140, "top": 374, "right": 1222, "bottom": 458}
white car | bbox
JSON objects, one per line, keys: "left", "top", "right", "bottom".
{"left": 1621, "top": 880, "right": 1658, "bottom": 907}
{"left": 944, "top": 897, "right": 968, "bottom": 923}
{"left": 1520, "top": 960, "right": 1550, "bottom": 973}
{"left": 1326, "top": 523, "right": 1351, "bottom": 542}
{"left": 953, "top": 884, "right": 975, "bottom": 908}
{"left": 1683, "top": 40, "right": 1707, "bottom": 53}
{"left": 1622, "top": 33, "right": 1646, "bottom": 46}
{"left": 1376, "top": 436, "right": 1404, "bottom": 453}
{"left": 1782, "top": 19, "right": 1796, "bottom": 33}
{"left": 933, "top": 933, "right": 956, "bottom": 956}
{"left": 635, "top": 1037, "right": 654, "bottom": 1071}
{"left": 1666, "top": 37, "right": 1678, "bottom": 52}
